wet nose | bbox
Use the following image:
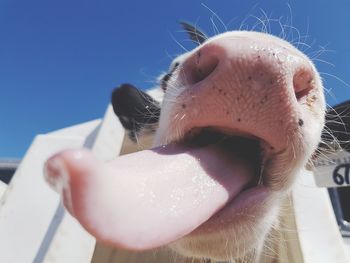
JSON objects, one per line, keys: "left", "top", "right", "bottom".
{"left": 180, "top": 35, "right": 316, "bottom": 102}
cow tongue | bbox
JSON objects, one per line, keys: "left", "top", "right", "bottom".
{"left": 44, "top": 138, "right": 256, "bottom": 250}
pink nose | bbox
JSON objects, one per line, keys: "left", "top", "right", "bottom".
{"left": 180, "top": 33, "right": 315, "bottom": 102}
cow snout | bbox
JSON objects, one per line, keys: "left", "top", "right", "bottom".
{"left": 162, "top": 32, "right": 323, "bottom": 153}
{"left": 179, "top": 32, "right": 316, "bottom": 103}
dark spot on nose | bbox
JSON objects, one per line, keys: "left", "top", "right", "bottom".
{"left": 237, "top": 118, "right": 241, "bottom": 122}
{"left": 270, "top": 146, "right": 275, "bottom": 150}
{"left": 298, "top": 119, "right": 304, "bottom": 127}
{"left": 248, "top": 76, "right": 252, "bottom": 81}
{"left": 182, "top": 104, "right": 187, "bottom": 109}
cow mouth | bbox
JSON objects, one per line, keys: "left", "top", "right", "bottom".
{"left": 168, "top": 127, "right": 270, "bottom": 231}
{"left": 44, "top": 124, "right": 273, "bottom": 252}
{"left": 181, "top": 127, "right": 266, "bottom": 188}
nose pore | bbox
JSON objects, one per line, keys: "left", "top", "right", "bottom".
{"left": 181, "top": 45, "right": 220, "bottom": 85}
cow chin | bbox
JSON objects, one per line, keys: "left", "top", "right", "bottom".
{"left": 169, "top": 196, "right": 281, "bottom": 262}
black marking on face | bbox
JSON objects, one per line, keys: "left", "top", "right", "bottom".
{"left": 111, "top": 84, "right": 160, "bottom": 141}
{"left": 161, "top": 74, "right": 171, "bottom": 92}
{"left": 321, "top": 100, "right": 350, "bottom": 153}
{"left": 180, "top": 21, "right": 208, "bottom": 45}
{"left": 161, "top": 62, "right": 179, "bottom": 92}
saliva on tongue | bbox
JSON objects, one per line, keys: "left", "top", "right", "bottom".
{"left": 45, "top": 133, "right": 258, "bottom": 250}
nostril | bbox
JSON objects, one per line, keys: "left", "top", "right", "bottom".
{"left": 182, "top": 49, "right": 220, "bottom": 85}
{"left": 293, "top": 68, "right": 315, "bottom": 101}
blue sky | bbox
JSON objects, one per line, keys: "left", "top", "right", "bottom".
{"left": 1, "top": 0, "right": 350, "bottom": 158}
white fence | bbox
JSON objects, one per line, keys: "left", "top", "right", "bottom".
{"left": 0, "top": 104, "right": 348, "bottom": 263}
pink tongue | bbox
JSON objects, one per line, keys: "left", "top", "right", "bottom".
{"left": 45, "top": 142, "right": 254, "bottom": 250}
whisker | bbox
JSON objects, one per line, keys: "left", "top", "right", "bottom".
{"left": 168, "top": 32, "right": 188, "bottom": 52}
{"left": 201, "top": 3, "right": 228, "bottom": 32}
